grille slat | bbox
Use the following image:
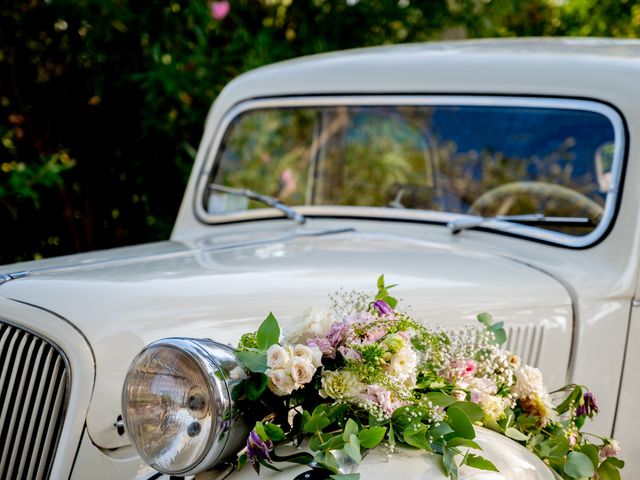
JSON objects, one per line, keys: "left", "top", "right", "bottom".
{"left": 0, "top": 321, "right": 69, "bottom": 480}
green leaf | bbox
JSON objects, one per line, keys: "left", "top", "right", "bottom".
{"left": 358, "top": 426, "right": 387, "bottom": 449}
{"left": 538, "top": 435, "right": 569, "bottom": 459}
{"left": 343, "top": 418, "right": 359, "bottom": 441}
{"left": 303, "top": 410, "right": 331, "bottom": 434}
{"left": 464, "top": 453, "right": 498, "bottom": 472}
{"left": 264, "top": 423, "right": 285, "bottom": 441}
{"left": 330, "top": 475, "right": 361, "bottom": 480}
{"left": 377, "top": 274, "right": 385, "bottom": 290}
{"left": 344, "top": 434, "right": 362, "bottom": 463}
{"left": 246, "top": 373, "right": 268, "bottom": 400}
{"left": 429, "top": 422, "right": 455, "bottom": 441}
{"left": 563, "top": 451, "right": 595, "bottom": 478}
{"left": 315, "top": 451, "right": 340, "bottom": 473}
{"left": 425, "top": 392, "right": 457, "bottom": 408}
{"left": 505, "top": 427, "right": 528, "bottom": 442}
{"left": 403, "top": 427, "right": 432, "bottom": 451}
{"left": 442, "top": 446, "right": 459, "bottom": 480}
{"left": 477, "top": 312, "right": 493, "bottom": 328}
{"left": 579, "top": 444, "right": 599, "bottom": 469}
{"left": 556, "top": 385, "right": 583, "bottom": 415}
{"left": 236, "top": 350, "right": 268, "bottom": 373}
{"left": 447, "top": 407, "right": 476, "bottom": 440}
{"left": 270, "top": 450, "right": 314, "bottom": 465}
{"left": 446, "top": 438, "right": 482, "bottom": 450}
{"left": 450, "top": 401, "right": 484, "bottom": 423}
{"left": 597, "top": 461, "right": 622, "bottom": 480}
{"left": 257, "top": 312, "right": 281, "bottom": 350}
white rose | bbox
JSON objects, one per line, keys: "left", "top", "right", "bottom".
{"left": 512, "top": 365, "right": 545, "bottom": 398}
{"left": 388, "top": 347, "right": 417, "bottom": 381}
{"left": 294, "top": 344, "right": 323, "bottom": 368}
{"left": 266, "top": 368, "right": 295, "bottom": 396}
{"left": 290, "top": 357, "right": 317, "bottom": 386}
{"left": 267, "top": 344, "right": 290, "bottom": 369}
{"left": 284, "top": 307, "right": 334, "bottom": 344}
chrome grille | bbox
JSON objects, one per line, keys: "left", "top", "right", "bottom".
{"left": 0, "top": 321, "right": 68, "bottom": 480}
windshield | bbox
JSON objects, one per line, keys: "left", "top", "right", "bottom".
{"left": 206, "top": 100, "right": 621, "bottom": 240}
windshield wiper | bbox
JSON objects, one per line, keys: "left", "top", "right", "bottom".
{"left": 447, "top": 213, "right": 594, "bottom": 235}
{"left": 208, "top": 184, "right": 306, "bottom": 225}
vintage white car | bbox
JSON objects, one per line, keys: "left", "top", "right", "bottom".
{"left": 0, "top": 38, "right": 638, "bottom": 480}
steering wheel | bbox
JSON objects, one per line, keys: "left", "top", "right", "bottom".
{"left": 468, "top": 181, "right": 604, "bottom": 223}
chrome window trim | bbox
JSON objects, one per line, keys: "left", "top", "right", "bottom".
{"left": 194, "top": 95, "right": 627, "bottom": 248}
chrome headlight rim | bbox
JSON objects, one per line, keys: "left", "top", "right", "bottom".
{"left": 122, "top": 337, "right": 245, "bottom": 476}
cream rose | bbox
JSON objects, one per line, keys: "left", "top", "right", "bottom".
{"left": 293, "top": 344, "right": 323, "bottom": 368}
{"left": 290, "top": 357, "right": 316, "bottom": 385}
{"left": 266, "top": 368, "right": 295, "bottom": 396}
{"left": 267, "top": 344, "right": 290, "bottom": 369}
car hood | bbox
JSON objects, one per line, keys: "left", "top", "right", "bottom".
{"left": 0, "top": 223, "right": 572, "bottom": 449}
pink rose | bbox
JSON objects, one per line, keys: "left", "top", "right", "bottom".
{"left": 211, "top": 1, "right": 230, "bottom": 20}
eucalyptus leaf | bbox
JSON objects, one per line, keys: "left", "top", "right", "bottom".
{"left": 343, "top": 418, "right": 359, "bottom": 441}
{"left": 358, "top": 426, "right": 386, "bottom": 449}
{"left": 597, "top": 458, "right": 624, "bottom": 480}
{"left": 330, "top": 475, "right": 360, "bottom": 480}
{"left": 442, "top": 446, "right": 459, "bottom": 480}
{"left": 236, "top": 350, "right": 268, "bottom": 373}
{"left": 344, "top": 434, "right": 362, "bottom": 463}
{"left": 563, "top": 451, "right": 595, "bottom": 479}
{"left": 446, "top": 438, "right": 482, "bottom": 450}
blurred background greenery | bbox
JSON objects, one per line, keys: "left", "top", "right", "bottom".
{"left": 1, "top": 0, "right": 638, "bottom": 265}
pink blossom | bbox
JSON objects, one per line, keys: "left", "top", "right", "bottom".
{"left": 470, "top": 389, "right": 484, "bottom": 404}
{"left": 365, "top": 385, "right": 393, "bottom": 415}
{"left": 462, "top": 359, "right": 478, "bottom": 377}
{"left": 364, "top": 326, "right": 388, "bottom": 344}
{"left": 211, "top": 1, "right": 230, "bottom": 20}
{"left": 600, "top": 440, "right": 622, "bottom": 459}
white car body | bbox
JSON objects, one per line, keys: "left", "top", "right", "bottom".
{"left": 1, "top": 38, "right": 639, "bottom": 479}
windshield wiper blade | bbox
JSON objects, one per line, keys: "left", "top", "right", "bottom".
{"left": 447, "top": 214, "right": 593, "bottom": 235}
{"left": 209, "top": 184, "right": 306, "bottom": 225}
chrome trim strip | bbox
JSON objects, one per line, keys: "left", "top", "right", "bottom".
{"left": 194, "top": 95, "right": 626, "bottom": 249}
{"left": 632, "top": 299, "right": 640, "bottom": 307}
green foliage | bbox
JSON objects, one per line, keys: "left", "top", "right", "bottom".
{"left": 2, "top": 0, "right": 638, "bottom": 263}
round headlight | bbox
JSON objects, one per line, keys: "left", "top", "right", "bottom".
{"left": 122, "top": 338, "right": 248, "bottom": 475}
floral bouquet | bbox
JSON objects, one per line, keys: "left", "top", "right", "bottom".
{"left": 232, "top": 276, "right": 623, "bottom": 480}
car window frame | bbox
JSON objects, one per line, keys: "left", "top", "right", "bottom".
{"left": 193, "top": 95, "right": 627, "bottom": 249}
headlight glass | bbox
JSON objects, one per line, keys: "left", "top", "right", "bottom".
{"left": 122, "top": 339, "right": 246, "bottom": 475}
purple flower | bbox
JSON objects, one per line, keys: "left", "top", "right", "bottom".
{"left": 576, "top": 392, "right": 599, "bottom": 418}
{"left": 307, "top": 337, "right": 335, "bottom": 359}
{"left": 373, "top": 300, "right": 393, "bottom": 316}
{"left": 246, "top": 430, "right": 273, "bottom": 464}
{"left": 326, "top": 321, "right": 346, "bottom": 347}
{"left": 338, "top": 345, "right": 362, "bottom": 362}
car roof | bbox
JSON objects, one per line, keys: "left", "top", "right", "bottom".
{"left": 208, "top": 38, "right": 640, "bottom": 119}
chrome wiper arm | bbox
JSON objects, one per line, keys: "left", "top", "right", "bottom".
{"left": 209, "top": 184, "right": 306, "bottom": 225}
{"left": 447, "top": 214, "right": 592, "bottom": 235}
